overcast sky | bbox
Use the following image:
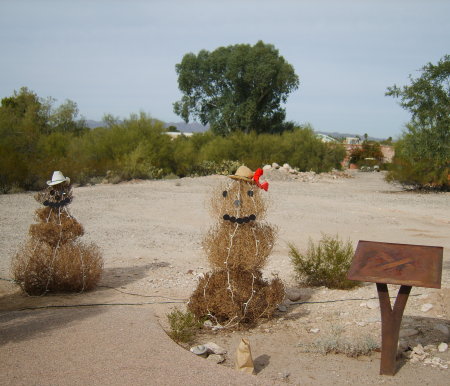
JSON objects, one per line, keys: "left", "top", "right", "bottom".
{"left": 1, "top": 0, "right": 449, "bottom": 138}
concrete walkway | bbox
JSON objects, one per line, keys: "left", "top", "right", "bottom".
{"left": 0, "top": 305, "right": 276, "bottom": 385}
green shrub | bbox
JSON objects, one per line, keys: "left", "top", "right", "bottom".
{"left": 386, "top": 134, "right": 449, "bottom": 191}
{"left": 289, "top": 234, "right": 359, "bottom": 289}
{"left": 0, "top": 86, "right": 346, "bottom": 191}
{"left": 349, "top": 141, "right": 384, "bottom": 166}
{"left": 385, "top": 55, "right": 449, "bottom": 191}
{"left": 167, "top": 308, "right": 202, "bottom": 343}
{"left": 189, "top": 160, "right": 241, "bottom": 176}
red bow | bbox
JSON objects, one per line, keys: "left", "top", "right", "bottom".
{"left": 253, "top": 168, "right": 269, "bottom": 191}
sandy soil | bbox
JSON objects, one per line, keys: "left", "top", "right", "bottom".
{"left": 0, "top": 170, "right": 449, "bottom": 385}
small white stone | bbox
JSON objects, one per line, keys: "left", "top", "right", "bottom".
{"left": 204, "top": 342, "right": 227, "bottom": 355}
{"left": 212, "top": 323, "right": 223, "bottom": 331}
{"left": 438, "top": 342, "right": 448, "bottom": 353}
{"left": 309, "top": 328, "right": 320, "bottom": 333}
{"left": 278, "top": 371, "right": 290, "bottom": 379}
{"left": 285, "top": 288, "right": 302, "bottom": 301}
{"left": 272, "top": 162, "right": 280, "bottom": 169}
{"left": 359, "top": 302, "right": 367, "bottom": 307}
{"left": 207, "top": 354, "right": 225, "bottom": 364}
{"left": 356, "top": 321, "right": 367, "bottom": 327}
{"left": 420, "top": 303, "right": 433, "bottom": 312}
{"left": 277, "top": 304, "right": 288, "bottom": 312}
{"left": 263, "top": 164, "right": 272, "bottom": 170}
{"left": 366, "top": 299, "right": 379, "bottom": 309}
{"left": 203, "top": 320, "right": 214, "bottom": 328}
{"left": 431, "top": 356, "right": 442, "bottom": 365}
{"left": 409, "top": 354, "right": 420, "bottom": 363}
{"left": 412, "top": 344, "right": 425, "bottom": 355}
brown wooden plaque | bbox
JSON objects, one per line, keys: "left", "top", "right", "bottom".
{"left": 347, "top": 240, "right": 443, "bottom": 289}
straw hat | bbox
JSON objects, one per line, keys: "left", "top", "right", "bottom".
{"left": 47, "top": 171, "right": 70, "bottom": 186}
{"left": 229, "top": 166, "right": 255, "bottom": 183}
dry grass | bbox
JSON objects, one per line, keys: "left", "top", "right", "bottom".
{"left": 298, "top": 325, "right": 380, "bottom": 357}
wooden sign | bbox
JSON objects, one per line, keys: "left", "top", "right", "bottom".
{"left": 347, "top": 240, "right": 444, "bottom": 376}
{"left": 347, "top": 240, "right": 443, "bottom": 288}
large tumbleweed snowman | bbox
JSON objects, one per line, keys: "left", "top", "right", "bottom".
{"left": 189, "top": 166, "right": 284, "bottom": 327}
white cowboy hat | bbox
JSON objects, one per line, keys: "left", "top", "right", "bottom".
{"left": 47, "top": 171, "right": 70, "bottom": 186}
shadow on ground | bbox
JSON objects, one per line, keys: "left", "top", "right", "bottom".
{"left": 0, "top": 262, "right": 171, "bottom": 345}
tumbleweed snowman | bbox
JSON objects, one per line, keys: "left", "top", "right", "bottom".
{"left": 189, "top": 166, "right": 284, "bottom": 327}
{"left": 12, "top": 171, "right": 103, "bottom": 295}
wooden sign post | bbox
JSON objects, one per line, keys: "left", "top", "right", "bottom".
{"left": 347, "top": 240, "right": 443, "bottom": 376}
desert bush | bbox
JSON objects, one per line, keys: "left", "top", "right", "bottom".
{"left": 289, "top": 234, "right": 359, "bottom": 289}
{"left": 386, "top": 133, "right": 449, "bottom": 191}
{"left": 188, "top": 160, "right": 241, "bottom": 176}
{"left": 298, "top": 325, "right": 379, "bottom": 357}
{"left": 386, "top": 55, "right": 449, "bottom": 191}
{"left": 110, "top": 144, "right": 165, "bottom": 181}
{"left": 0, "top": 87, "right": 346, "bottom": 191}
{"left": 167, "top": 308, "right": 202, "bottom": 343}
{"left": 349, "top": 141, "right": 384, "bottom": 166}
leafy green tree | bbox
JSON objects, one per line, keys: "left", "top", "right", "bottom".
{"left": 380, "top": 136, "right": 393, "bottom": 146}
{"left": 0, "top": 88, "right": 89, "bottom": 190}
{"left": 386, "top": 55, "right": 450, "bottom": 189}
{"left": 173, "top": 41, "right": 299, "bottom": 135}
{"left": 48, "top": 99, "right": 88, "bottom": 135}
{"left": 0, "top": 88, "right": 48, "bottom": 189}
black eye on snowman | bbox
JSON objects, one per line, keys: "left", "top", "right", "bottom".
{"left": 222, "top": 191, "right": 228, "bottom": 198}
{"left": 247, "top": 190, "right": 254, "bottom": 197}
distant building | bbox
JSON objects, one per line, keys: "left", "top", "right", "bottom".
{"left": 165, "top": 131, "right": 194, "bottom": 139}
{"left": 344, "top": 137, "right": 361, "bottom": 145}
{"left": 316, "top": 133, "right": 338, "bottom": 143}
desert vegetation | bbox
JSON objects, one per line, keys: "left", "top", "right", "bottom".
{"left": 386, "top": 55, "right": 449, "bottom": 191}
{"left": 0, "top": 88, "right": 346, "bottom": 193}
{"left": 289, "top": 234, "right": 359, "bottom": 290}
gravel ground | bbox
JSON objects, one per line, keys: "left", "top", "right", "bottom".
{"left": 0, "top": 170, "right": 449, "bottom": 385}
